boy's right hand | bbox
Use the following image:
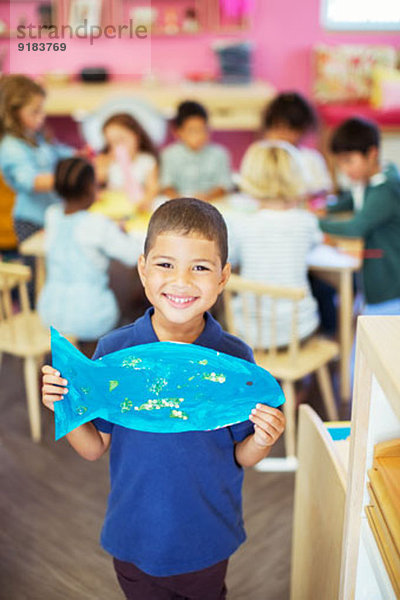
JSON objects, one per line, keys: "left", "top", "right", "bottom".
{"left": 41, "top": 365, "right": 68, "bottom": 412}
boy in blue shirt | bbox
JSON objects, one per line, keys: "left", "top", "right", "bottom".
{"left": 161, "top": 101, "right": 233, "bottom": 201}
{"left": 42, "top": 198, "right": 285, "bottom": 600}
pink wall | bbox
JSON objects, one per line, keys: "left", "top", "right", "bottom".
{"left": 250, "top": 0, "right": 400, "bottom": 94}
{"left": 1, "top": 0, "right": 400, "bottom": 93}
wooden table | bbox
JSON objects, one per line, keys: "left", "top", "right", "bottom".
{"left": 307, "top": 239, "right": 362, "bottom": 402}
{"left": 44, "top": 80, "right": 275, "bottom": 131}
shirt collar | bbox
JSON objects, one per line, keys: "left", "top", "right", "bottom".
{"left": 369, "top": 172, "right": 386, "bottom": 187}
{"left": 140, "top": 307, "right": 223, "bottom": 348}
{"left": 136, "top": 308, "right": 159, "bottom": 343}
{"left": 180, "top": 142, "right": 205, "bottom": 156}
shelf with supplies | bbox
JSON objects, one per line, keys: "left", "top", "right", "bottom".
{"left": 340, "top": 316, "right": 400, "bottom": 600}
{"left": 291, "top": 316, "right": 400, "bottom": 600}
{"left": 42, "top": 80, "right": 275, "bottom": 131}
{"left": 0, "top": 0, "right": 251, "bottom": 41}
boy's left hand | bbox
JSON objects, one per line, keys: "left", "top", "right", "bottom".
{"left": 249, "top": 404, "right": 285, "bottom": 448}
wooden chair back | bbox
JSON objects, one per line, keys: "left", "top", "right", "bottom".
{"left": 224, "top": 273, "right": 306, "bottom": 362}
{"left": 0, "top": 261, "right": 32, "bottom": 344}
{"left": 0, "top": 261, "right": 51, "bottom": 442}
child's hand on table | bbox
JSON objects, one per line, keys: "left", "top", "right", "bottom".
{"left": 249, "top": 404, "right": 285, "bottom": 448}
{"left": 41, "top": 365, "right": 68, "bottom": 412}
{"left": 94, "top": 153, "right": 112, "bottom": 185}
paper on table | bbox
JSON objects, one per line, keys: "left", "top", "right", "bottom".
{"left": 51, "top": 328, "right": 285, "bottom": 440}
{"left": 307, "top": 244, "right": 359, "bottom": 268}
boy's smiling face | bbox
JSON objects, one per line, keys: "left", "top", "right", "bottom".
{"left": 138, "top": 232, "right": 230, "bottom": 342}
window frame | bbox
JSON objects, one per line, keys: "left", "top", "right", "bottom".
{"left": 320, "top": 0, "right": 400, "bottom": 31}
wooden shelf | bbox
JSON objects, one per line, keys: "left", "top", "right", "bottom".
{"left": 41, "top": 80, "right": 275, "bottom": 131}
{"left": 340, "top": 316, "right": 400, "bottom": 599}
{"left": 291, "top": 407, "right": 348, "bottom": 600}
{"left": 292, "top": 318, "right": 400, "bottom": 600}
{"left": 2, "top": 0, "right": 251, "bottom": 40}
{"left": 361, "top": 519, "right": 397, "bottom": 600}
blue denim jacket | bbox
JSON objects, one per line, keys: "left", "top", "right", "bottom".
{"left": 0, "top": 133, "right": 73, "bottom": 226}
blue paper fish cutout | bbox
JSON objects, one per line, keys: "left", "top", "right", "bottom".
{"left": 51, "top": 328, "right": 285, "bottom": 440}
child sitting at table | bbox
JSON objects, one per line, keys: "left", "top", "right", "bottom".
{"left": 0, "top": 75, "right": 74, "bottom": 242}
{"left": 160, "top": 100, "right": 233, "bottom": 201}
{"left": 320, "top": 117, "right": 400, "bottom": 318}
{"left": 227, "top": 141, "right": 322, "bottom": 347}
{"left": 38, "top": 157, "right": 143, "bottom": 343}
{"left": 263, "top": 92, "right": 332, "bottom": 198}
{"left": 0, "top": 74, "right": 74, "bottom": 303}
{"left": 263, "top": 91, "right": 337, "bottom": 334}
{"left": 41, "top": 197, "right": 285, "bottom": 600}
{"left": 94, "top": 113, "right": 159, "bottom": 212}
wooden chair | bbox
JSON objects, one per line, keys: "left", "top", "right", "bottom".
{"left": 0, "top": 261, "right": 50, "bottom": 442}
{"left": 224, "top": 273, "right": 339, "bottom": 470}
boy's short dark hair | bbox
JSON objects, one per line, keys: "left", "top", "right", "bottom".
{"left": 330, "top": 117, "right": 380, "bottom": 155}
{"left": 174, "top": 101, "right": 208, "bottom": 128}
{"left": 55, "top": 157, "right": 95, "bottom": 201}
{"left": 144, "top": 198, "right": 228, "bottom": 266}
{"left": 263, "top": 92, "right": 317, "bottom": 133}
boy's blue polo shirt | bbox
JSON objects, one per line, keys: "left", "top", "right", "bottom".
{"left": 93, "top": 307, "right": 255, "bottom": 576}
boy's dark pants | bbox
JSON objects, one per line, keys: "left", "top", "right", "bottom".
{"left": 113, "top": 557, "right": 228, "bottom": 600}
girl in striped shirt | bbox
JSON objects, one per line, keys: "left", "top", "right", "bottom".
{"left": 227, "top": 141, "right": 322, "bottom": 347}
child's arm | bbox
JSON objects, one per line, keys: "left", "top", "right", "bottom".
{"left": 234, "top": 404, "right": 285, "bottom": 468}
{"left": 326, "top": 190, "right": 354, "bottom": 214}
{"left": 94, "top": 152, "right": 112, "bottom": 186}
{"left": 34, "top": 173, "right": 54, "bottom": 192}
{"left": 320, "top": 185, "right": 397, "bottom": 238}
{"left": 196, "top": 186, "right": 227, "bottom": 202}
{"left": 0, "top": 141, "right": 55, "bottom": 194}
{"left": 42, "top": 365, "right": 111, "bottom": 461}
{"left": 161, "top": 186, "right": 180, "bottom": 199}
{"left": 84, "top": 214, "right": 143, "bottom": 267}
{"left": 138, "top": 164, "right": 159, "bottom": 212}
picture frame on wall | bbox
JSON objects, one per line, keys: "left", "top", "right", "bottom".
{"left": 69, "top": 0, "right": 102, "bottom": 29}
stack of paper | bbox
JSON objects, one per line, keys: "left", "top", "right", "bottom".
{"left": 366, "top": 439, "right": 400, "bottom": 598}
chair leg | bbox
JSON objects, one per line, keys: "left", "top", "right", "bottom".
{"left": 282, "top": 381, "right": 297, "bottom": 458}
{"left": 23, "top": 356, "right": 41, "bottom": 442}
{"left": 316, "top": 364, "right": 339, "bottom": 421}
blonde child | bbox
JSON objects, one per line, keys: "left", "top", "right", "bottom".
{"left": 227, "top": 141, "right": 322, "bottom": 347}
{"left": 41, "top": 197, "right": 285, "bottom": 600}
{"left": 95, "top": 113, "right": 159, "bottom": 212}
{"left": 161, "top": 101, "right": 233, "bottom": 201}
{"left": 263, "top": 92, "right": 332, "bottom": 197}
{"left": 38, "top": 157, "right": 142, "bottom": 342}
